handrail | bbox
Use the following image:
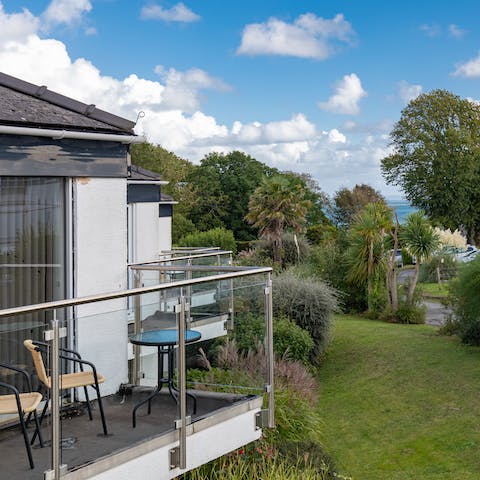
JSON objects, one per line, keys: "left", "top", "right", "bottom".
{"left": 162, "top": 247, "right": 221, "bottom": 253}
{"left": 130, "top": 265, "right": 246, "bottom": 272}
{"left": 128, "top": 250, "right": 232, "bottom": 267}
{"left": 0, "top": 267, "right": 272, "bottom": 318}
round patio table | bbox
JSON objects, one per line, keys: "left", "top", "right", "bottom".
{"left": 129, "top": 328, "right": 201, "bottom": 428}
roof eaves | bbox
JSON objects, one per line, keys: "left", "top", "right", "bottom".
{"left": 0, "top": 72, "right": 136, "bottom": 133}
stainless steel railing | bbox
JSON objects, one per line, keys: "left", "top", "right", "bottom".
{"left": 0, "top": 265, "right": 273, "bottom": 479}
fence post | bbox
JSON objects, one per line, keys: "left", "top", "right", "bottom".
{"left": 265, "top": 273, "right": 275, "bottom": 428}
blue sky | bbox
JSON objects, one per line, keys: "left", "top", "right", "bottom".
{"left": 2, "top": 0, "right": 480, "bottom": 197}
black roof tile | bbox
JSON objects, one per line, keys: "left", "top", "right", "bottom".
{"left": 129, "top": 164, "right": 162, "bottom": 181}
{"left": 0, "top": 72, "right": 136, "bottom": 133}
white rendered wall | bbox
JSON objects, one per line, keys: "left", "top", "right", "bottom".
{"left": 132, "top": 203, "right": 161, "bottom": 264}
{"left": 86, "top": 407, "right": 262, "bottom": 480}
{"left": 129, "top": 202, "right": 173, "bottom": 385}
{"left": 158, "top": 214, "right": 172, "bottom": 253}
{"left": 73, "top": 177, "right": 129, "bottom": 396}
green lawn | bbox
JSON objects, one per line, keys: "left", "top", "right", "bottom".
{"left": 420, "top": 282, "right": 449, "bottom": 298}
{"left": 317, "top": 315, "right": 480, "bottom": 480}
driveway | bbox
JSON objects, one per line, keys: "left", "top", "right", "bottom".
{"left": 397, "top": 267, "right": 451, "bottom": 327}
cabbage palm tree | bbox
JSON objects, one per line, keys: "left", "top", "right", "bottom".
{"left": 246, "top": 176, "right": 311, "bottom": 265}
{"left": 401, "top": 211, "right": 440, "bottom": 304}
{"left": 346, "top": 203, "right": 392, "bottom": 310}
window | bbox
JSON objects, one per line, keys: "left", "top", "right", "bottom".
{"left": 0, "top": 178, "right": 66, "bottom": 385}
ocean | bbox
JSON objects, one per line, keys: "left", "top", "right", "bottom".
{"left": 387, "top": 200, "right": 417, "bottom": 224}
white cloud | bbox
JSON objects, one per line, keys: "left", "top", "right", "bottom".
{"left": 326, "top": 128, "right": 346, "bottom": 143}
{"left": 141, "top": 3, "right": 200, "bottom": 23}
{"left": 0, "top": 4, "right": 39, "bottom": 44}
{"left": 85, "top": 26, "right": 96, "bottom": 36}
{"left": 448, "top": 24, "right": 466, "bottom": 38}
{"left": 453, "top": 52, "right": 480, "bottom": 78}
{"left": 0, "top": 3, "right": 397, "bottom": 196}
{"left": 190, "top": 114, "right": 317, "bottom": 147}
{"left": 43, "top": 0, "right": 92, "bottom": 27}
{"left": 397, "top": 80, "right": 422, "bottom": 104}
{"left": 341, "top": 119, "right": 392, "bottom": 134}
{"left": 154, "top": 65, "right": 230, "bottom": 112}
{"left": 319, "top": 73, "right": 366, "bottom": 115}
{"left": 237, "top": 13, "right": 354, "bottom": 59}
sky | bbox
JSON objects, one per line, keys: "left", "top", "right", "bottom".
{"left": 1, "top": 0, "right": 480, "bottom": 198}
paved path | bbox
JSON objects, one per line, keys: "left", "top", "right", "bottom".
{"left": 397, "top": 268, "right": 450, "bottom": 327}
{"left": 423, "top": 299, "right": 451, "bottom": 327}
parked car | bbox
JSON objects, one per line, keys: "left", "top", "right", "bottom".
{"left": 455, "top": 245, "right": 478, "bottom": 262}
{"left": 389, "top": 249, "right": 403, "bottom": 268}
{"left": 460, "top": 249, "right": 478, "bottom": 263}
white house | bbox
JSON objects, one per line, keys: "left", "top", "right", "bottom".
{"left": 0, "top": 72, "right": 273, "bottom": 480}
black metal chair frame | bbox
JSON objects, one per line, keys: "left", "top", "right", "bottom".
{"left": 29, "top": 341, "right": 108, "bottom": 444}
{"left": 0, "top": 363, "right": 44, "bottom": 469}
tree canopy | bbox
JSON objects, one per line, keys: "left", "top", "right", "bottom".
{"left": 381, "top": 89, "right": 480, "bottom": 243}
{"left": 130, "top": 143, "right": 196, "bottom": 217}
{"left": 187, "top": 151, "right": 276, "bottom": 239}
{"left": 332, "top": 184, "right": 387, "bottom": 226}
{"left": 246, "top": 175, "right": 311, "bottom": 264}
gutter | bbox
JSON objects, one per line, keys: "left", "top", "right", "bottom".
{"left": 127, "top": 180, "right": 169, "bottom": 185}
{"left": 0, "top": 125, "right": 146, "bottom": 144}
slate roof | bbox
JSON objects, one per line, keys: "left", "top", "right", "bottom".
{"left": 160, "top": 192, "right": 176, "bottom": 204}
{"left": 129, "top": 164, "right": 162, "bottom": 181}
{"left": 0, "top": 72, "right": 135, "bottom": 133}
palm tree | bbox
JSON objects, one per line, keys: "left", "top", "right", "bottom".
{"left": 401, "top": 211, "right": 439, "bottom": 304}
{"left": 245, "top": 176, "right": 311, "bottom": 265}
{"left": 345, "top": 203, "right": 392, "bottom": 310}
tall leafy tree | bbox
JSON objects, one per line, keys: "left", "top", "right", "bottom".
{"left": 401, "top": 211, "right": 439, "bottom": 304}
{"left": 283, "top": 171, "right": 330, "bottom": 226}
{"left": 332, "top": 184, "right": 387, "bottom": 227}
{"left": 130, "top": 143, "right": 196, "bottom": 217}
{"left": 245, "top": 175, "right": 311, "bottom": 264}
{"left": 188, "top": 151, "right": 276, "bottom": 239}
{"left": 381, "top": 89, "right": 480, "bottom": 244}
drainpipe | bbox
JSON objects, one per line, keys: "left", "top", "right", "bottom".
{"left": 0, "top": 125, "right": 146, "bottom": 144}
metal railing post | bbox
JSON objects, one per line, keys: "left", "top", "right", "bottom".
{"left": 265, "top": 274, "right": 275, "bottom": 428}
{"left": 186, "top": 259, "right": 192, "bottom": 325}
{"left": 170, "top": 289, "right": 188, "bottom": 470}
{"left": 48, "top": 310, "right": 62, "bottom": 479}
{"left": 133, "top": 271, "right": 141, "bottom": 385}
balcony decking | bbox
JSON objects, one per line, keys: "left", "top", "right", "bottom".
{"left": 0, "top": 389, "right": 256, "bottom": 480}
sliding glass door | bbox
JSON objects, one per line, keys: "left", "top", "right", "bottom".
{"left": 0, "top": 177, "right": 66, "bottom": 385}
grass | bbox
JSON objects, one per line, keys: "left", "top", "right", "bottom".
{"left": 420, "top": 282, "right": 449, "bottom": 298}
{"left": 317, "top": 315, "right": 480, "bottom": 480}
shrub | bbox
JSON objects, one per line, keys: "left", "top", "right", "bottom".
{"left": 172, "top": 213, "right": 196, "bottom": 244}
{"left": 395, "top": 279, "right": 426, "bottom": 324}
{"left": 273, "top": 318, "right": 314, "bottom": 364}
{"left": 234, "top": 314, "right": 314, "bottom": 364}
{"left": 366, "top": 280, "right": 388, "bottom": 319}
{"left": 234, "top": 314, "right": 265, "bottom": 353}
{"left": 235, "top": 248, "right": 274, "bottom": 268}
{"left": 183, "top": 438, "right": 344, "bottom": 479}
{"left": 273, "top": 271, "right": 339, "bottom": 361}
{"left": 178, "top": 227, "right": 237, "bottom": 253}
{"left": 419, "top": 253, "right": 457, "bottom": 283}
{"left": 395, "top": 301, "right": 426, "bottom": 324}
{"left": 305, "top": 242, "right": 366, "bottom": 313}
{"left": 450, "top": 256, "right": 480, "bottom": 345}
{"left": 238, "top": 233, "right": 310, "bottom": 269}
{"left": 305, "top": 224, "right": 337, "bottom": 246}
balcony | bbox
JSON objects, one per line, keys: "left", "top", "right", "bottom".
{"left": 0, "top": 260, "right": 274, "bottom": 479}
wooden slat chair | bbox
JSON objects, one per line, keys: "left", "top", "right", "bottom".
{"left": 0, "top": 363, "right": 44, "bottom": 469}
{"left": 24, "top": 340, "right": 108, "bottom": 439}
